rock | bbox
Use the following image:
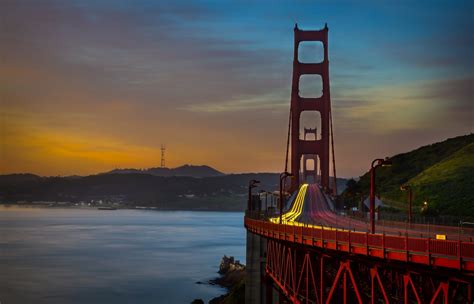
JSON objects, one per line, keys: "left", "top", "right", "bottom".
{"left": 197, "top": 255, "right": 246, "bottom": 304}
{"left": 209, "top": 255, "right": 246, "bottom": 303}
{"left": 209, "top": 276, "right": 245, "bottom": 304}
{"left": 212, "top": 255, "right": 245, "bottom": 289}
{"left": 210, "top": 269, "right": 245, "bottom": 289}
{"left": 191, "top": 299, "right": 204, "bottom": 304}
{"left": 219, "top": 255, "right": 245, "bottom": 275}
{"left": 208, "top": 294, "right": 226, "bottom": 304}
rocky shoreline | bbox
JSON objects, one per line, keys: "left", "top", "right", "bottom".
{"left": 192, "top": 255, "right": 246, "bottom": 304}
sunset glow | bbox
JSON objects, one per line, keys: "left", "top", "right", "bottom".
{"left": 1, "top": 1, "right": 472, "bottom": 177}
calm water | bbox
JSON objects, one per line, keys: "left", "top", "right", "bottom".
{"left": 0, "top": 207, "right": 246, "bottom": 304}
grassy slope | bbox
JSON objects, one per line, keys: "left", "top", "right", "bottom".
{"left": 342, "top": 134, "right": 474, "bottom": 217}
{"left": 407, "top": 142, "right": 474, "bottom": 216}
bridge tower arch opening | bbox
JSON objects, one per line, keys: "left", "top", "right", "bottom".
{"left": 289, "top": 23, "right": 333, "bottom": 193}
{"left": 301, "top": 127, "right": 319, "bottom": 184}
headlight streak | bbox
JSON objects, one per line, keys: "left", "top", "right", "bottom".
{"left": 270, "top": 184, "right": 348, "bottom": 232}
{"left": 270, "top": 184, "right": 307, "bottom": 224}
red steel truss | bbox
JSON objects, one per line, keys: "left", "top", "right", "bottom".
{"left": 263, "top": 236, "right": 473, "bottom": 304}
{"left": 246, "top": 218, "right": 474, "bottom": 303}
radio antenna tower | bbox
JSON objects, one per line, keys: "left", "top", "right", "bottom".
{"left": 160, "top": 144, "right": 166, "bottom": 168}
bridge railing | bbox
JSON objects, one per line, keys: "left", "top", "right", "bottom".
{"left": 245, "top": 209, "right": 276, "bottom": 221}
{"left": 247, "top": 209, "right": 474, "bottom": 241}
{"left": 343, "top": 206, "right": 474, "bottom": 228}
{"left": 245, "top": 217, "right": 474, "bottom": 272}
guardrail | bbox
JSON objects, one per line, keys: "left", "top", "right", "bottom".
{"left": 245, "top": 217, "right": 474, "bottom": 272}
{"left": 245, "top": 210, "right": 474, "bottom": 241}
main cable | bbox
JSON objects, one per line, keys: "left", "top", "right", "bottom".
{"left": 284, "top": 109, "right": 292, "bottom": 174}
{"left": 329, "top": 102, "right": 337, "bottom": 196}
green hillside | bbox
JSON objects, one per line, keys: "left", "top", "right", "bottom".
{"left": 408, "top": 142, "right": 474, "bottom": 215}
{"left": 342, "top": 134, "right": 474, "bottom": 217}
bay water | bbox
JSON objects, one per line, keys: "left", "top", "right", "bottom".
{"left": 0, "top": 207, "right": 245, "bottom": 303}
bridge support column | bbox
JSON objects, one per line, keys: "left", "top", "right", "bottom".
{"left": 246, "top": 230, "right": 268, "bottom": 304}
{"left": 265, "top": 274, "right": 273, "bottom": 304}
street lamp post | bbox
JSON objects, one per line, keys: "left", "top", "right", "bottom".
{"left": 259, "top": 190, "right": 270, "bottom": 217}
{"left": 370, "top": 158, "right": 392, "bottom": 233}
{"left": 400, "top": 184, "right": 413, "bottom": 225}
{"left": 279, "top": 172, "right": 293, "bottom": 224}
{"left": 264, "top": 191, "right": 268, "bottom": 211}
{"left": 258, "top": 190, "right": 267, "bottom": 212}
{"left": 247, "top": 179, "right": 260, "bottom": 212}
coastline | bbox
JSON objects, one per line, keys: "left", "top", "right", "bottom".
{"left": 194, "top": 256, "right": 246, "bottom": 304}
{"left": 0, "top": 203, "right": 245, "bottom": 213}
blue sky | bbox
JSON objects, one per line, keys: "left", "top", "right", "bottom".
{"left": 1, "top": 0, "right": 473, "bottom": 176}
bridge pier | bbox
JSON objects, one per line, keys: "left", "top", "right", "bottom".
{"left": 246, "top": 230, "right": 268, "bottom": 304}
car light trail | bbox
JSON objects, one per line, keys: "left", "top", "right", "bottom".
{"left": 270, "top": 184, "right": 308, "bottom": 224}
{"left": 270, "top": 184, "right": 348, "bottom": 232}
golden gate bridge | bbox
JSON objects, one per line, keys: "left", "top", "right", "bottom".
{"left": 244, "top": 24, "right": 473, "bottom": 304}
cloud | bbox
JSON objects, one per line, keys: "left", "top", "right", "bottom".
{"left": 408, "top": 77, "right": 472, "bottom": 104}
{"left": 179, "top": 91, "right": 289, "bottom": 113}
{"left": 331, "top": 76, "right": 473, "bottom": 135}
{"left": 1, "top": 0, "right": 288, "bottom": 107}
{"left": 378, "top": 30, "right": 474, "bottom": 72}
{"left": 1, "top": 0, "right": 472, "bottom": 177}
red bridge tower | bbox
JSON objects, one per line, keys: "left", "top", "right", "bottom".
{"left": 289, "top": 24, "right": 332, "bottom": 193}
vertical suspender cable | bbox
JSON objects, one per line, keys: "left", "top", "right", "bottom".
{"left": 284, "top": 109, "right": 292, "bottom": 173}
{"left": 329, "top": 104, "right": 337, "bottom": 196}
{"left": 283, "top": 109, "right": 292, "bottom": 193}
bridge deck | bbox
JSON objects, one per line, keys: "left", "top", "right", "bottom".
{"left": 246, "top": 184, "right": 474, "bottom": 272}
{"left": 271, "top": 184, "right": 474, "bottom": 241}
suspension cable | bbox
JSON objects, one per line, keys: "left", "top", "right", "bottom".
{"left": 329, "top": 103, "right": 337, "bottom": 196}
{"left": 283, "top": 108, "right": 292, "bottom": 192}
{"left": 284, "top": 109, "right": 292, "bottom": 173}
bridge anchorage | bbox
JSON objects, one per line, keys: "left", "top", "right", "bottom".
{"left": 245, "top": 24, "right": 474, "bottom": 304}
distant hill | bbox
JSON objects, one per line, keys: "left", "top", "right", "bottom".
{"left": 342, "top": 134, "right": 474, "bottom": 217}
{"left": 0, "top": 171, "right": 347, "bottom": 211}
{"left": 0, "top": 172, "right": 279, "bottom": 211}
{"left": 105, "top": 164, "right": 224, "bottom": 178}
{"left": 0, "top": 173, "right": 42, "bottom": 183}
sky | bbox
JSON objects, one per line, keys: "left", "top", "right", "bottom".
{"left": 1, "top": 0, "right": 473, "bottom": 177}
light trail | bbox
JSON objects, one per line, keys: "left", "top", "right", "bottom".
{"left": 270, "top": 184, "right": 307, "bottom": 224}
{"left": 270, "top": 183, "right": 348, "bottom": 232}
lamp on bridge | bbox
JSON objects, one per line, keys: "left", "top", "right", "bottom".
{"left": 400, "top": 184, "right": 413, "bottom": 225}
{"left": 421, "top": 200, "right": 429, "bottom": 214}
{"left": 370, "top": 158, "right": 392, "bottom": 233}
{"left": 247, "top": 179, "right": 260, "bottom": 212}
{"left": 279, "top": 172, "right": 293, "bottom": 224}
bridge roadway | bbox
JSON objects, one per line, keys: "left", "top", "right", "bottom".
{"left": 246, "top": 183, "right": 474, "bottom": 273}
{"left": 270, "top": 184, "right": 474, "bottom": 242}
